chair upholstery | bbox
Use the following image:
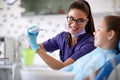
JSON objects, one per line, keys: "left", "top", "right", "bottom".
{"left": 95, "top": 42, "right": 120, "bottom": 80}
{"left": 108, "top": 64, "right": 120, "bottom": 80}
{"left": 95, "top": 53, "right": 120, "bottom": 80}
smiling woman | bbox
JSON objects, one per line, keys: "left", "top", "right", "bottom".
{"left": 27, "top": 0, "right": 96, "bottom": 70}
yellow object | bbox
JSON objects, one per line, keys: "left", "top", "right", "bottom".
{"left": 23, "top": 48, "right": 35, "bottom": 65}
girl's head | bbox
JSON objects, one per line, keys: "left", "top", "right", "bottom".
{"left": 66, "top": 0, "right": 95, "bottom": 36}
{"left": 94, "top": 15, "right": 120, "bottom": 50}
{"left": 104, "top": 15, "right": 120, "bottom": 41}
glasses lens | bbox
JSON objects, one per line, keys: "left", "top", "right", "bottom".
{"left": 77, "top": 18, "right": 86, "bottom": 24}
{"left": 67, "top": 16, "right": 87, "bottom": 25}
{"left": 67, "top": 16, "right": 74, "bottom": 22}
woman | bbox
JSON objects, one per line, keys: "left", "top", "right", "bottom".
{"left": 27, "top": 0, "right": 95, "bottom": 70}
{"left": 60, "top": 15, "right": 120, "bottom": 80}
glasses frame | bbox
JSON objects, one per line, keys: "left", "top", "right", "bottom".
{"left": 67, "top": 16, "right": 87, "bottom": 25}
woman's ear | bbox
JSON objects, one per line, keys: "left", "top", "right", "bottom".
{"left": 108, "top": 30, "right": 115, "bottom": 40}
{"left": 84, "top": 18, "right": 89, "bottom": 26}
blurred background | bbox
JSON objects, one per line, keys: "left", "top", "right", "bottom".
{"left": 0, "top": 0, "right": 120, "bottom": 80}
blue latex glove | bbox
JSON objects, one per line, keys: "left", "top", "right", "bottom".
{"left": 27, "top": 26, "right": 40, "bottom": 51}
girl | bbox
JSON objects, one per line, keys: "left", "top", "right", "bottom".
{"left": 60, "top": 15, "right": 120, "bottom": 80}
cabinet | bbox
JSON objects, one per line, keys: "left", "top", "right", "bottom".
{"left": 0, "top": 37, "right": 16, "bottom": 80}
{"left": 21, "top": 0, "right": 120, "bottom": 16}
{"left": 116, "top": 0, "right": 120, "bottom": 12}
{"left": 20, "top": 0, "right": 73, "bottom": 16}
{"left": 86, "top": 0, "right": 120, "bottom": 14}
{"left": 0, "top": 64, "right": 15, "bottom": 80}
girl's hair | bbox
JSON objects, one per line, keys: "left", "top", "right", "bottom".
{"left": 104, "top": 15, "right": 120, "bottom": 42}
{"left": 68, "top": 0, "right": 95, "bottom": 35}
{"left": 104, "top": 15, "right": 120, "bottom": 52}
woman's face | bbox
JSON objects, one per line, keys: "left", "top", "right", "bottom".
{"left": 67, "top": 9, "right": 88, "bottom": 35}
{"left": 93, "top": 19, "right": 110, "bottom": 48}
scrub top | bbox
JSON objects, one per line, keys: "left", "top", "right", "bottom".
{"left": 43, "top": 31, "right": 95, "bottom": 62}
{"left": 60, "top": 47, "right": 117, "bottom": 80}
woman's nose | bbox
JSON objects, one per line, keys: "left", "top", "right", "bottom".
{"left": 71, "top": 21, "right": 78, "bottom": 26}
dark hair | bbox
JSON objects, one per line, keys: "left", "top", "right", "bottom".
{"left": 104, "top": 15, "right": 120, "bottom": 53}
{"left": 104, "top": 15, "right": 120, "bottom": 42}
{"left": 68, "top": 0, "right": 95, "bottom": 35}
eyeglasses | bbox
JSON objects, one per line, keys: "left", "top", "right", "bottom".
{"left": 67, "top": 16, "right": 87, "bottom": 25}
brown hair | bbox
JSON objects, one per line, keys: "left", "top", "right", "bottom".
{"left": 104, "top": 15, "right": 120, "bottom": 42}
{"left": 68, "top": 0, "right": 95, "bottom": 35}
{"left": 104, "top": 15, "right": 120, "bottom": 52}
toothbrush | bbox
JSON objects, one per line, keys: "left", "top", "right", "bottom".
{"left": 28, "top": 26, "right": 43, "bottom": 33}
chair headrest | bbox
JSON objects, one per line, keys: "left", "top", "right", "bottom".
{"left": 118, "top": 41, "right": 120, "bottom": 51}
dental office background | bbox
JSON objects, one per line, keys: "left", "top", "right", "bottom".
{"left": 0, "top": 0, "right": 120, "bottom": 80}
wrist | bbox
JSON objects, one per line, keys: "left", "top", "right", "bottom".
{"left": 34, "top": 45, "right": 40, "bottom": 52}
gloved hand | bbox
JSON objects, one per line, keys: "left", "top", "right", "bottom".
{"left": 27, "top": 26, "right": 40, "bottom": 51}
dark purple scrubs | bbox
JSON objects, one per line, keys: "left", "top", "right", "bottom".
{"left": 43, "top": 31, "right": 96, "bottom": 62}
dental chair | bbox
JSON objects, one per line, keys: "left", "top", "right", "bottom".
{"left": 95, "top": 42, "right": 120, "bottom": 80}
{"left": 108, "top": 63, "right": 120, "bottom": 80}
{"left": 95, "top": 53, "right": 120, "bottom": 80}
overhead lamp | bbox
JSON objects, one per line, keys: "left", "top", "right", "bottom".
{"left": 6, "top": 0, "right": 17, "bottom": 5}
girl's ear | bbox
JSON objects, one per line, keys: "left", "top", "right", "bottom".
{"left": 108, "top": 30, "right": 115, "bottom": 40}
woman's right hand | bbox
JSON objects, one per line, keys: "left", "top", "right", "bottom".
{"left": 27, "top": 26, "right": 40, "bottom": 51}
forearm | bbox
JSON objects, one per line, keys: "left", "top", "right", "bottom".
{"left": 36, "top": 48, "right": 65, "bottom": 70}
{"left": 27, "top": 26, "right": 65, "bottom": 69}
{"left": 36, "top": 44, "right": 74, "bottom": 70}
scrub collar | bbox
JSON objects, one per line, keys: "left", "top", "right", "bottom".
{"left": 73, "top": 28, "right": 86, "bottom": 37}
{"left": 65, "top": 24, "right": 86, "bottom": 37}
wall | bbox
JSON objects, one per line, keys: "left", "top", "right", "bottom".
{"left": 0, "top": 0, "right": 120, "bottom": 80}
{"left": 1, "top": 0, "right": 120, "bottom": 63}
{"left": 0, "top": 0, "right": 120, "bottom": 64}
